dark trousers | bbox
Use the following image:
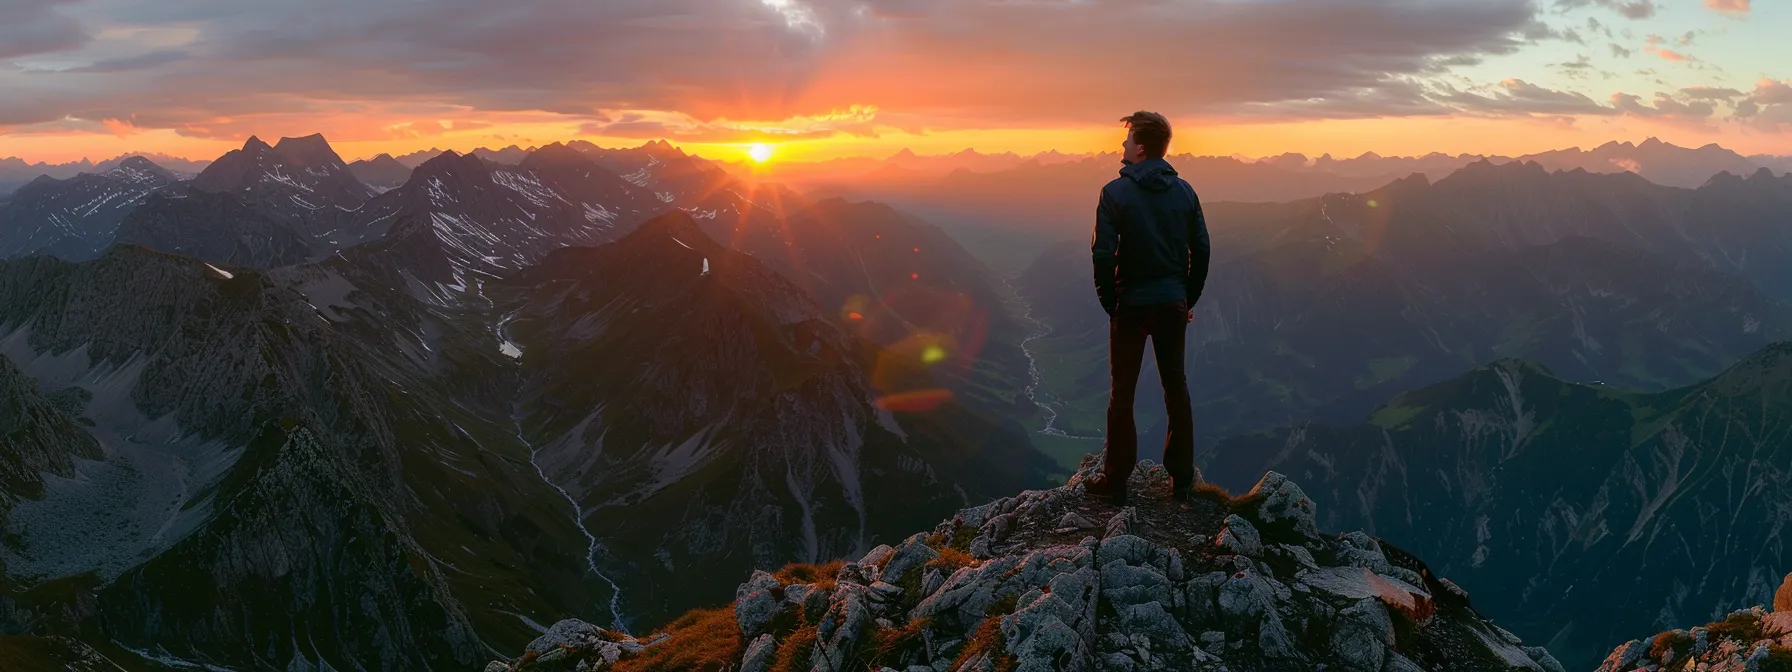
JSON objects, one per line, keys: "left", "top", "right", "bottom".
{"left": 1104, "top": 300, "right": 1195, "bottom": 484}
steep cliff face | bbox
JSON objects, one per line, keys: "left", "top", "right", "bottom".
{"left": 484, "top": 459, "right": 1564, "bottom": 671}
{"left": 113, "top": 190, "right": 318, "bottom": 268}
{"left": 1201, "top": 343, "right": 1792, "bottom": 669}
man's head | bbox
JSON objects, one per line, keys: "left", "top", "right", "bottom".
{"left": 1119, "top": 111, "right": 1172, "bottom": 165}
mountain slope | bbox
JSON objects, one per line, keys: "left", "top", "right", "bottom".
{"left": 500, "top": 211, "right": 1053, "bottom": 625}
{"left": 0, "top": 202, "right": 1058, "bottom": 667}
{"left": 190, "top": 133, "right": 373, "bottom": 209}
{"left": 113, "top": 135, "right": 381, "bottom": 268}
{"left": 691, "top": 195, "right": 1038, "bottom": 419}
{"left": 1200, "top": 342, "right": 1792, "bottom": 669}
{"left": 113, "top": 190, "right": 317, "bottom": 268}
{"left": 486, "top": 461, "right": 1565, "bottom": 671}
{"left": 0, "top": 157, "right": 177, "bottom": 260}
{"left": 0, "top": 355, "right": 103, "bottom": 537}
{"left": 336, "top": 145, "right": 659, "bottom": 302}
{"left": 0, "top": 247, "right": 599, "bottom": 670}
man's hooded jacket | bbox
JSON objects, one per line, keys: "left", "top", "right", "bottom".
{"left": 1091, "top": 156, "right": 1212, "bottom": 315}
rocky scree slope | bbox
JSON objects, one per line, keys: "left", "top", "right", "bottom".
{"left": 484, "top": 457, "right": 1563, "bottom": 671}
{"left": 0, "top": 246, "right": 599, "bottom": 670}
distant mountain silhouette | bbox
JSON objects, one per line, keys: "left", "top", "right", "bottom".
{"left": 114, "top": 134, "right": 379, "bottom": 268}
{"left": 772, "top": 139, "right": 1786, "bottom": 238}
{"left": 189, "top": 133, "right": 373, "bottom": 208}
{"left": 1519, "top": 138, "right": 1763, "bottom": 188}
{"left": 0, "top": 157, "right": 178, "bottom": 260}
{"left": 391, "top": 144, "right": 533, "bottom": 168}
{"left": 0, "top": 153, "right": 207, "bottom": 198}
{"left": 345, "top": 153, "right": 412, "bottom": 191}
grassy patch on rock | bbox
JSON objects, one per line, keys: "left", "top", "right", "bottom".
{"left": 613, "top": 607, "right": 742, "bottom": 672}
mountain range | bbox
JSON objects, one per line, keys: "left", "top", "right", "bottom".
{"left": 1013, "top": 159, "right": 1792, "bottom": 463}
{"left": 0, "top": 157, "right": 179, "bottom": 260}
{"left": 2, "top": 129, "right": 1791, "bottom": 670}
{"left": 6, "top": 136, "right": 1784, "bottom": 212}
{"left": 0, "top": 134, "right": 1057, "bottom": 669}
{"left": 0, "top": 153, "right": 208, "bottom": 199}
{"left": 793, "top": 139, "right": 1792, "bottom": 258}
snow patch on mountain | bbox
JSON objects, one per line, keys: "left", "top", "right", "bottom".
{"left": 491, "top": 170, "right": 566, "bottom": 209}
{"left": 581, "top": 202, "right": 618, "bottom": 224}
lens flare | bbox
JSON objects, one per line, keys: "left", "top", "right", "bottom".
{"left": 874, "top": 389, "right": 955, "bottom": 412}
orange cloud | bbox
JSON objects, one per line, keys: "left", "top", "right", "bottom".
{"left": 579, "top": 106, "right": 882, "bottom": 144}
{"left": 1644, "top": 35, "right": 1693, "bottom": 62}
{"left": 384, "top": 119, "right": 493, "bottom": 139}
{"left": 1704, "top": 0, "right": 1749, "bottom": 14}
{"left": 101, "top": 118, "right": 143, "bottom": 138}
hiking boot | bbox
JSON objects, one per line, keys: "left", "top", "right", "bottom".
{"left": 1083, "top": 472, "right": 1128, "bottom": 504}
{"left": 1171, "top": 478, "right": 1198, "bottom": 503}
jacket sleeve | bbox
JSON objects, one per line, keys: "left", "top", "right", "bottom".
{"left": 1185, "top": 187, "right": 1211, "bottom": 305}
{"left": 1092, "top": 186, "right": 1120, "bottom": 315}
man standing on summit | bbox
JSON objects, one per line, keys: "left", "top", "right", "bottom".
{"left": 1083, "top": 111, "right": 1211, "bottom": 505}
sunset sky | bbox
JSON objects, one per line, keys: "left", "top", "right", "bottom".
{"left": 2, "top": 0, "right": 1789, "bottom": 165}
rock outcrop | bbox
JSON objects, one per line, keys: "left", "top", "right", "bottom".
{"left": 1595, "top": 584, "right": 1792, "bottom": 672}
{"left": 485, "top": 457, "right": 1564, "bottom": 671}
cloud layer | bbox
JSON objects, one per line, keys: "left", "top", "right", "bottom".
{"left": 0, "top": 0, "right": 1546, "bottom": 136}
{"left": 0, "top": 0, "right": 1784, "bottom": 147}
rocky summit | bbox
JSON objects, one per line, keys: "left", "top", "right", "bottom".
{"left": 1593, "top": 576, "right": 1792, "bottom": 672}
{"left": 483, "top": 457, "right": 1564, "bottom": 671}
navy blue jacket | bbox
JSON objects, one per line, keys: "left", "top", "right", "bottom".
{"left": 1092, "top": 157, "right": 1211, "bottom": 315}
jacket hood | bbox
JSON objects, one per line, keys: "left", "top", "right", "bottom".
{"left": 1119, "top": 157, "right": 1179, "bottom": 192}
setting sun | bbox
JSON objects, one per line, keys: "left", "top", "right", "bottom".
{"left": 748, "top": 143, "right": 774, "bottom": 163}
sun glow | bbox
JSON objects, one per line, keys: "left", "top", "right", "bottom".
{"left": 748, "top": 143, "right": 774, "bottom": 163}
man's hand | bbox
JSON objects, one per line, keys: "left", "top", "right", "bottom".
{"left": 1186, "top": 308, "right": 1194, "bottom": 323}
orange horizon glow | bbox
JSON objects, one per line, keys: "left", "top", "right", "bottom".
{"left": 2, "top": 114, "right": 1789, "bottom": 167}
